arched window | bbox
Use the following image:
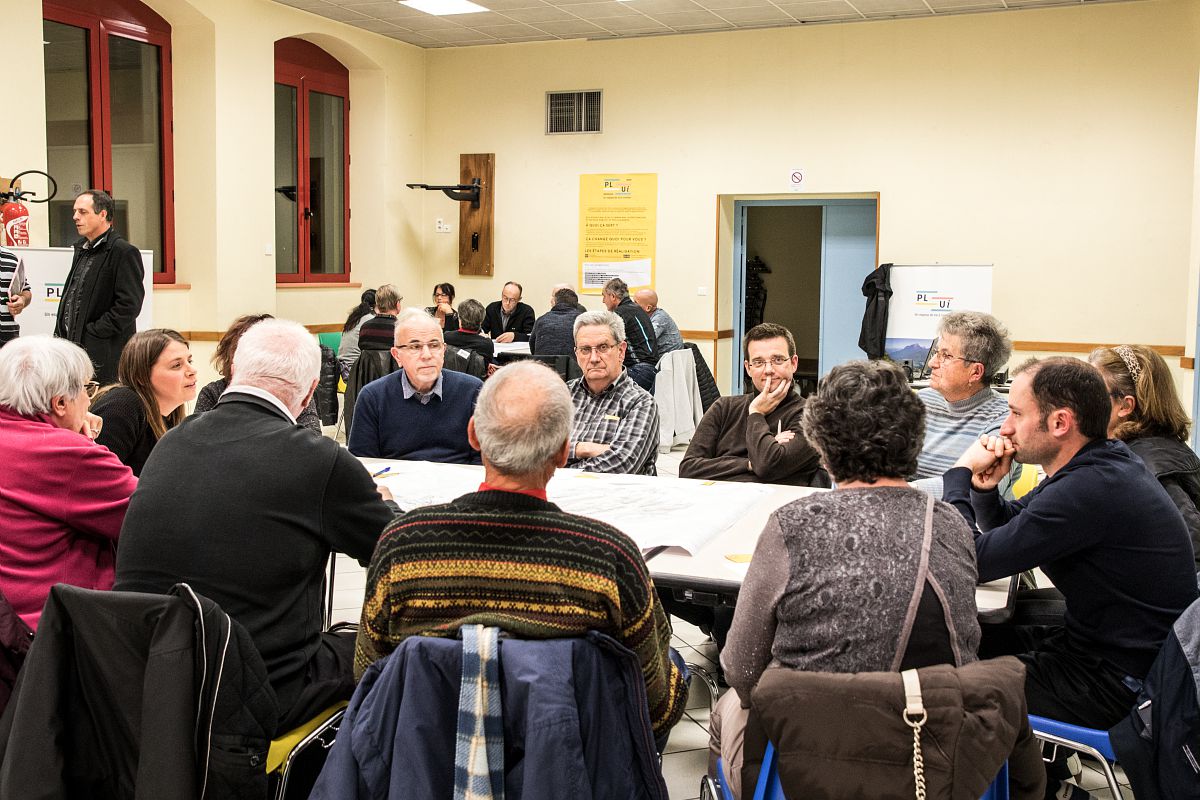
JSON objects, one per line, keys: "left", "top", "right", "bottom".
{"left": 274, "top": 38, "right": 350, "bottom": 283}
{"left": 43, "top": 0, "right": 175, "bottom": 283}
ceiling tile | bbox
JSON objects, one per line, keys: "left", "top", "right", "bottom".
{"left": 926, "top": 0, "right": 1005, "bottom": 7}
{"left": 312, "top": 5, "right": 373, "bottom": 20}
{"left": 440, "top": 10, "right": 523, "bottom": 23}
{"left": 566, "top": 1, "right": 645, "bottom": 18}
{"left": 713, "top": 5, "right": 793, "bottom": 21}
{"left": 846, "top": 0, "right": 930, "bottom": 12}
{"left": 430, "top": 26, "right": 503, "bottom": 39}
{"left": 645, "top": 8, "right": 726, "bottom": 25}
{"left": 394, "top": 14, "right": 472, "bottom": 29}
{"left": 338, "top": 1, "right": 404, "bottom": 11}
{"left": 531, "top": 18, "right": 611, "bottom": 32}
{"left": 470, "top": 21, "right": 551, "bottom": 34}
{"left": 386, "top": 29, "right": 447, "bottom": 43}
{"left": 501, "top": 5, "right": 579, "bottom": 21}
{"left": 618, "top": 0, "right": 707, "bottom": 13}
{"left": 495, "top": 32, "right": 561, "bottom": 39}
{"left": 589, "top": 15, "right": 671, "bottom": 30}
{"left": 350, "top": 18, "right": 409, "bottom": 31}
{"left": 775, "top": 0, "right": 860, "bottom": 19}
{"left": 694, "top": 0, "right": 779, "bottom": 8}
{"left": 468, "top": 0, "right": 551, "bottom": 9}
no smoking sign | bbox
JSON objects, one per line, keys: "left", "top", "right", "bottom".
{"left": 788, "top": 168, "right": 805, "bottom": 192}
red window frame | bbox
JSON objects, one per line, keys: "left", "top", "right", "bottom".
{"left": 275, "top": 38, "right": 351, "bottom": 284}
{"left": 43, "top": 0, "right": 176, "bottom": 285}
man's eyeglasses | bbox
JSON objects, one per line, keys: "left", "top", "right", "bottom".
{"left": 575, "top": 343, "right": 617, "bottom": 357}
{"left": 83, "top": 381, "right": 100, "bottom": 399}
{"left": 746, "top": 355, "right": 791, "bottom": 369}
{"left": 929, "top": 349, "right": 978, "bottom": 367}
{"left": 395, "top": 340, "right": 445, "bottom": 354}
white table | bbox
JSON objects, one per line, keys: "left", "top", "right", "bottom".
{"left": 355, "top": 458, "right": 1016, "bottom": 621}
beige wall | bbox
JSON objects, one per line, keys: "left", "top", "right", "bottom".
{"left": 13, "top": 0, "right": 1200, "bottom": 402}
{"left": 425, "top": 0, "right": 1200, "bottom": 393}
{"left": 10, "top": 0, "right": 427, "bottom": 376}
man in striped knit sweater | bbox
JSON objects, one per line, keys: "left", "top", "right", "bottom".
{"left": 354, "top": 360, "right": 688, "bottom": 742}
{"left": 911, "top": 311, "right": 1018, "bottom": 497}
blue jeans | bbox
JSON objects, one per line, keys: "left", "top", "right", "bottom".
{"left": 628, "top": 362, "right": 657, "bottom": 395}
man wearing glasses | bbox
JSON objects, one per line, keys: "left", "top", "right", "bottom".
{"left": 911, "top": 311, "right": 1015, "bottom": 497}
{"left": 566, "top": 311, "right": 660, "bottom": 475}
{"left": 679, "top": 323, "right": 824, "bottom": 487}
{"left": 348, "top": 308, "right": 482, "bottom": 464}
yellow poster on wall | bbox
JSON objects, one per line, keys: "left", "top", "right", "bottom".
{"left": 578, "top": 173, "right": 656, "bottom": 294}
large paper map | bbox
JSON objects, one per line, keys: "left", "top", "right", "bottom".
{"left": 367, "top": 460, "right": 772, "bottom": 555}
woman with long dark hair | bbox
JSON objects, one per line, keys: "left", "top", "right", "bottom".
{"left": 338, "top": 288, "right": 376, "bottom": 378}
{"left": 427, "top": 282, "right": 459, "bottom": 331}
{"left": 91, "top": 328, "right": 197, "bottom": 476}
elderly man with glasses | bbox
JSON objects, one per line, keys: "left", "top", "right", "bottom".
{"left": 679, "top": 322, "right": 825, "bottom": 487}
{"left": 566, "top": 310, "right": 660, "bottom": 475}
{"left": 348, "top": 308, "right": 482, "bottom": 464}
{"left": 911, "top": 311, "right": 1015, "bottom": 496}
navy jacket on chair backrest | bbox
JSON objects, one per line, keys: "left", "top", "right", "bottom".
{"left": 311, "top": 631, "right": 669, "bottom": 800}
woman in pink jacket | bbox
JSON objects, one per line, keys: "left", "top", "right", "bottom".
{"left": 0, "top": 336, "right": 137, "bottom": 629}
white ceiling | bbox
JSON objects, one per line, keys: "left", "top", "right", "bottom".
{"left": 271, "top": 0, "right": 1140, "bottom": 48}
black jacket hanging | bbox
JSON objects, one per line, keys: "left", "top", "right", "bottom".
{"left": 858, "top": 263, "right": 893, "bottom": 360}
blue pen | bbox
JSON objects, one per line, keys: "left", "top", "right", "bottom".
{"left": 371, "top": 467, "right": 392, "bottom": 478}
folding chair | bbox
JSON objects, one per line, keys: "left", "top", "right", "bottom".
{"left": 1029, "top": 715, "right": 1125, "bottom": 800}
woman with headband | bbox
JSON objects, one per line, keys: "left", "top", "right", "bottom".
{"left": 1090, "top": 344, "right": 1200, "bottom": 571}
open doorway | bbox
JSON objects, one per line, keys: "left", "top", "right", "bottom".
{"left": 743, "top": 205, "right": 823, "bottom": 395}
{"left": 730, "top": 198, "right": 878, "bottom": 395}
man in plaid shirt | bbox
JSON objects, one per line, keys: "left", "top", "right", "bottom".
{"left": 566, "top": 310, "right": 660, "bottom": 475}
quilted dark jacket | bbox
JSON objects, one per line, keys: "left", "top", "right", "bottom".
{"left": 743, "top": 656, "right": 1045, "bottom": 800}
{"left": 344, "top": 350, "right": 398, "bottom": 439}
{"left": 316, "top": 344, "right": 340, "bottom": 426}
{"left": 685, "top": 343, "right": 721, "bottom": 412}
{"left": 0, "top": 583, "right": 278, "bottom": 800}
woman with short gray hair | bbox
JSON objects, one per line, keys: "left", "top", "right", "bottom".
{"left": 708, "top": 360, "right": 981, "bottom": 798}
{"left": 0, "top": 336, "right": 137, "bottom": 630}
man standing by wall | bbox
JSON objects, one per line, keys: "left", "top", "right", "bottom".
{"left": 54, "top": 190, "right": 145, "bottom": 384}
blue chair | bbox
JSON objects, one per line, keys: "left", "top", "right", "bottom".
{"left": 703, "top": 743, "right": 1010, "bottom": 800}
{"left": 1028, "top": 715, "right": 1125, "bottom": 800}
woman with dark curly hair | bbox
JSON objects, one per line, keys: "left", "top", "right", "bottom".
{"left": 707, "top": 360, "right": 982, "bottom": 798}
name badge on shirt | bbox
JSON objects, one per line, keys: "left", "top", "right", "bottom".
{"left": 603, "top": 414, "right": 620, "bottom": 421}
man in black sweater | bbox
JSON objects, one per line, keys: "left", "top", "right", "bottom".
{"left": 602, "top": 278, "right": 658, "bottom": 394}
{"left": 945, "top": 357, "right": 1196, "bottom": 736}
{"left": 115, "top": 319, "right": 396, "bottom": 733}
{"left": 481, "top": 281, "right": 535, "bottom": 343}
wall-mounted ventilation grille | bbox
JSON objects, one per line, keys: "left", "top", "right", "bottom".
{"left": 546, "top": 90, "right": 602, "bottom": 134}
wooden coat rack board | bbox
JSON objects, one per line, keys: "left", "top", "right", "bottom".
{"left": 459, "top": 153, "right": 494, "bottom": 276}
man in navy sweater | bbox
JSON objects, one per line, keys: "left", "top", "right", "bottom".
{"left": 348, "top": 308, "right": 482, "bottom": 464}
{"left": 945, "top": 357, "right": 1196, "bottom": 737}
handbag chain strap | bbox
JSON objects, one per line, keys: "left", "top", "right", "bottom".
{"left": 900, "top": 669, "right": 927, "bottom": 800}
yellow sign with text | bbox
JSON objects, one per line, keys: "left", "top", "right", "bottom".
{"left": 578, "top": 173, "right": 656, "bottom": 295}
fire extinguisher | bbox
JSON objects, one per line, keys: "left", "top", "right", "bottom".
{"left": 1, "top": 197, "right": 29, "bottom": 247}
{"left": 0, "top": 170, "right": 58, "bottom": 248}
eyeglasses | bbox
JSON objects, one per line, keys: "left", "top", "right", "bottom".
{"left": 575, "top": 343, "right": 617, "bottom": 357}
{"left": 394, "top": 340, "right": 446, "bottom": 354}
{"left": 746, "top": 355, "right": 791, "bottom": 369}
{"left": 83, "top": 381, "right": 100, "bottom": 399}
{"left": 929, "top": 349, "right": 978, "bottom": 366}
